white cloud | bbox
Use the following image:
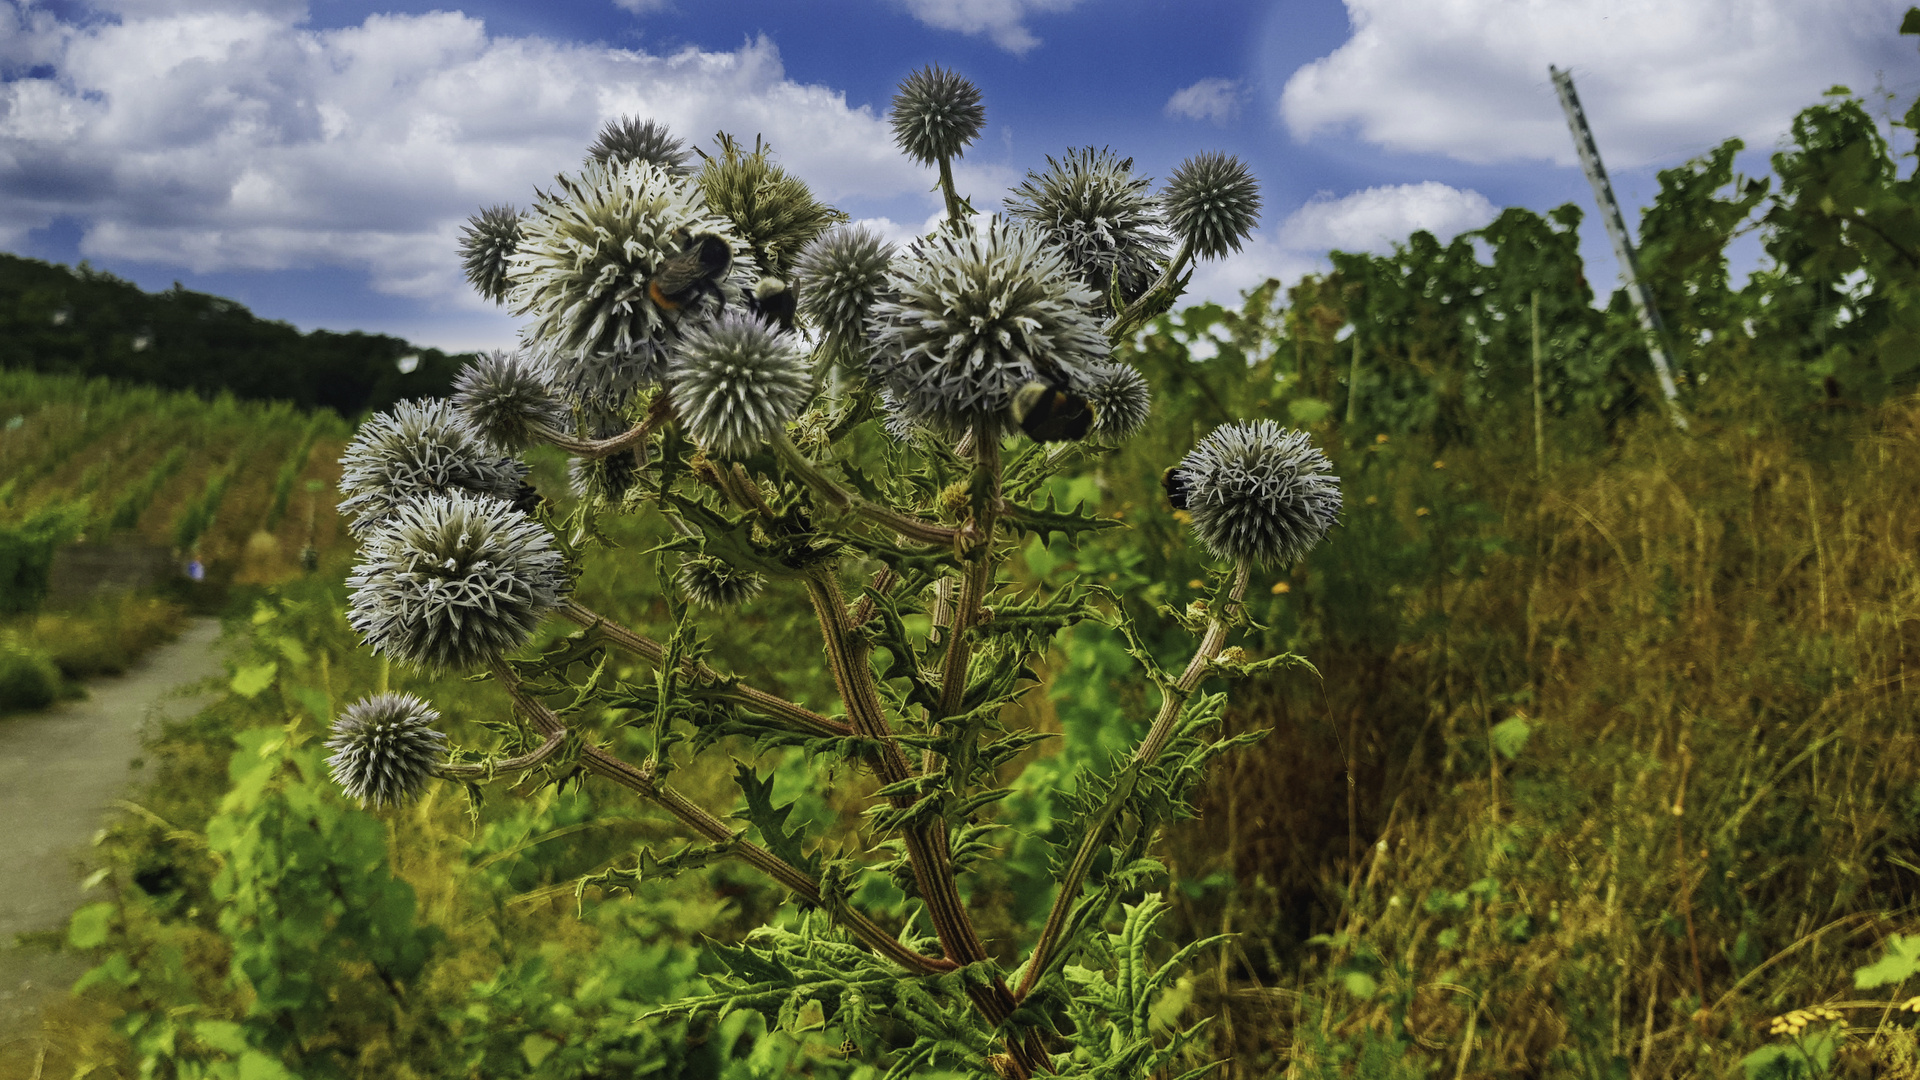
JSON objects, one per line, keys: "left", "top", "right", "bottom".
{"left": 0, "top": 4, "right": 933, "bottom": 338}
{"left": 1278, "top": 182, "right": 1496, "bottom": 254}
{"left": 889, "top": 0, "right": 1085, "bottom": 55}
{"left": 612, "top": 0, "right": 674, "bottom": 13}
{"left": 1164, "top": 78, "right": 1242, "bottom": 125}
{"left": 1279, "top": 0, "right": 1913, "bottom": 167}
{"left": 1182, "top": 231, "right": 1323, "bottom": 309}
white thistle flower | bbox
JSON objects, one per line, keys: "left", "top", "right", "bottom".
{"left": 1004, "top": 147, "right": 1170, "bottom": 311}
{"left": 1163, "top": 152, "right": 1262, "bottom": 260}
{"left": 326, "top": 693, "right": 447, "bottom": 808}
{"left": 346, "top": 491, "right": 570, "bottom": 670}
{"left": 507, "top": 158, "right": 757, "bottom": 409}
{"left": 676, "top": 556, "right": 766, "bottom": 608}
{"left": 452, "top": 350, "right": 570, "bottom": 451}
{"left": 792, "top": 225, "right": 895, "bottom": 357}
{"left": 667, "top": 311, "right": 813, "bottom": 459}
{"left": 337, "top": 399, "right": 529, "bottom": 535}
{"left": 459, "top": 205, "right": 522, "bottom": 305}
{"left": 889, "top": 65, "right": 985, "bottom": 165}
{"left": 869, "top": 218, "right": 1109, "bottom": 438}
{"left": 1173, "top": 421, "right": 1341, "bottom": 566}
{"left": 1083, "top": 362, "right": 1153, "bottom": 441}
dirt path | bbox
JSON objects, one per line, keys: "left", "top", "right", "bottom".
{"left": 0, "top": 617, "right": 226, "bottom": 1064}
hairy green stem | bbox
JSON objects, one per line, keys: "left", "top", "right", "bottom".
{"left": 1014, "top": 559, "right": 1253, "bottom": 1002}
{"left": 772, "top": 432, "right": 964, "bottom": 547}
{"left": 935, "top": 430, "right": 1000, "bottom": 719}
{"left": 1104, "top": 237, "right": 1194, "bottom": 341}
{"left": 437, "top": 728, "right": 567, "bottom": 779}
{"left": 561, "top": 599, "right": 850, "bottom": 739}
{"left": 488, "top": 661, "right": 954, "bottom": 977}
{"left": 937, "top": 156, "right": 966, "bottom": 225}
{"left": 539, "top": 392, "right": 673, "bottom": 458}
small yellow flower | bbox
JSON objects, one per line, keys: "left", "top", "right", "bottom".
{"left": 1172, "top": 509, "right": 1192, "bottom": 524}
{"left": 1899, "top": 995, "right": 1920, "bottom": 1013}
{"left": 1365, "top": 495, "right": 1379, "bottom": 506}
{"left": 1433, "top": 459, "right": 1445, "bottom": 469}
{"left": 1375, "top": 433, "right": 1389, "bottom": 444}
{"left": 1188, "top": 579, "right": 1204, "bottom": 589}
{"left": 1271, "top": 581, "right": 1290, "bottom": 594}
{"left": 1415, "top": 507, "right": 1430, "bottom": 517}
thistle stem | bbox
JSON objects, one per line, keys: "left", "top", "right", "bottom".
{"left": 539, "top": 393, "right": 673, "bottom": 458}
{"left": 437, "top": 728, "right": 567, "bottom": 779}
{"left": 560, "top": 599, "right": 850, "bottom": 739}
{"left": 772, "top": 432, "right": 964, "bottom": 547}
{"left": 1105, "top": 237, "right": 1194, "bottom": 341}
{"left": 1013, "top": 559, "right": 1252, "bottom": 1002}
{"left": 935, "top": 430, "right": 999, "bottom": 719}
{"left": 487, "top": 661, "right": 955, "bottom": 977}
{"left": 937, "top": 156, "right": 966, "bottom": 226}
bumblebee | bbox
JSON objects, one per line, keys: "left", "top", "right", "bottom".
{"left": 746, "top": 275, "right": 796, "bottom": 331}
{"left": 1010, "top": 378, "right": 1097, "bottom": 443}
{"left": 648, "top": 232, "right": 732, "bottom": 313}
{"left": 1160, "top": 466, "right": 1191, "bottom": 511}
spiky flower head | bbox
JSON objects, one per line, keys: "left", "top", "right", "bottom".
{"left": 876, "top": 387, "right": 924, "bottom": 443}
{"left": 696, "top": 133, "right": 849, "bottom": 278}
{"left": 1004, "top": 147, "right": 1171, "bottom": 311}
{"left": 667, "top": 310, "right": 813, "bottom": 459}
{"left": 676, "top": 555, "right": 766, "bottom": 608}
{"left": 889, "top": 65, "right": 985, "bottom": 165}
{"left": 1163, "top": 152, "right": 1262, "bottom": 260}
{"left": 452, "top": 349, "right": 570, "bottom": 451}
{"left": 1083, "top": 362, "right": 1153, "bottom": 441}
{"left": 1174, "top": 421, "right": 1340, "bottom": 567}
{"left": 508, "top": 158, "right": 757, "bottom": 409}
{"left": 460, "top": 205, "right": 523, "bottom": 304}
{"left": 326, "top": 693, "right": 447, "bottom": 808}
{"left": 869, "top": 218, "right": 1109, "bottom": 437}
{"left": 346, "top": 490, "right": 570, "bottom": 670}
{"left": 337, "top": 399, "right": 530, "bottom": 535}
{"left": 587, "top": 116, "right": 691, "bottom": 175}
{"left": 792, "top": 225, "right": 895, "bottom": 355}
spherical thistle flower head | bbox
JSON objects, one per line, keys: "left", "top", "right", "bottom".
{"left": 695, "top": 134, "right": 849, "bottom": 279}
{"left": 346, "top": 490, "right": 570, "bottom": 671}
{"left": 508, "top": 158, "right": 756, "bottom": 409}
{"left": 1176, "top": 420, "right": 1341, "bottom": 567}
{"left": 1083, "top": 362, "right": 1152, "bottom": 441}
{"left": 586, "top": 116, "right": 692, "bottom": 176}
{"left": 337, "top": 399, "right": 530, "bottom": 535}
{"left": 452, "top": 349, "right": 570, "bottom": 451}
{"left": 1003, "top": 147, "right": 1171, "bottom": 311}
{"left": 676, "top": 555, "right": 766, "bottom": 608}
{"left": 889, "top": 64, "right": 985, "bottom": 165}
{"left": 459, "top": 205, "right": 523, "bottom": 305}
{"left": 1163, "top": 152, "right": 1262, "bottom": 260}
{"left": 869, "top": 218, "right": 1109, "bottom": 438}
{"left": 792, "top": 225, "right": 895, "bottom": 353}
{"left": 326, "top": 692, "right": 447, "bottom": 809}
{"left": 667, "top": 310, "right": 813, "bottom": 459}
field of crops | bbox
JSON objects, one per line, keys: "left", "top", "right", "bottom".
{"left": 0, "top": 369, "right": 354, "bottom": 591}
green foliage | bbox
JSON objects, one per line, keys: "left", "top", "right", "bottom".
{"left": 0, "top": 639, "right": 61, "bottom": 711}
{"left": 0, "top": 499, "right": 87, "bottom": 613}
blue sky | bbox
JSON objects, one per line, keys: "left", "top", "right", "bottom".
{"left": 0, "top": 0, "right": 1913, "bottom": 352}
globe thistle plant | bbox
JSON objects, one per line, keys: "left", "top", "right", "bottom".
{"left": 346, "top": 490, "right": 570, "bottom": 670}
{"left": 326, "top": 692, "right": 447, "bottom": 808}
{"left": 792, "top": 225, "right": 895, "bottom": 358}
{"left": 1163, "top": 152, "right": 1262, "bottom": 261}
{"left": 587, "top": 116, "right": 692, "bottom": 175}
{"left": 460, "top": 205, "right": 523, "bottom": 304}
{"left": 1174, "top": 420, "right": 1341, "bottom": 567}
{"left": 567, "top": 407, "right": 640, "bottom": 504}
{"left": 667, "top": 310, "right": 813, "bottom": 459}
{"left": 889, "top": 64, "right": 985, "bottom": 165}
{"left": 508, "top": 158, "right": 756, "bottom": 409}
{"left": 452, "top": 349, "right": 571, "bottom": 451}
{"left": 337, "top": 398, "right": 530, "bottom": 535}
{"left": 869, "top": 218, "right": 1108, "bottom": 437}
{"left": 1082, "top": 361, "right": 1153, "bottom": 441}
{"left": 696, "top": 133, "right": 849, "bottom": 278}
{"left": 1004, "top": 147, "right": 1171, "bottom": 311}
{"left": 676, "top": 555, "right": 766, "bottom": 607}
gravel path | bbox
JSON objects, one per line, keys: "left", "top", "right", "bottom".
{"left": 0, "top": 617, "right": 225, "bottom": 1060}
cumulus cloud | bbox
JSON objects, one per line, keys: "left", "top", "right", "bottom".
{"left": 1279, "top": 0, "right": 1913, "bottom": 166}
{"left": 889, "top": 0, "right": 1085, "bottom": 55}
{"left": 611, "top": 0, "right": 674, "bottom": 13}
{"left": 1279, "top": 182, "right": 1496, "bottom": 254}
{"left": 0, "top": 4, "right": 930, "bottom": 319}
{"left": 1165, "top": 78, "right": 1243, "bottom": 125}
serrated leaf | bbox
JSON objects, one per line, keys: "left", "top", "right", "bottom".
{"left": 733, "top": 764, "right": 822, "bottom": 877}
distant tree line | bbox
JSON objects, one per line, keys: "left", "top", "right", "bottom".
{"left": 0, "top": 253, "right": 463, "bottom": 415}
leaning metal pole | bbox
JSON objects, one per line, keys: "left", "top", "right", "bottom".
{"left": 1549, "top": 65, "right": 1690, "bottom": 432}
